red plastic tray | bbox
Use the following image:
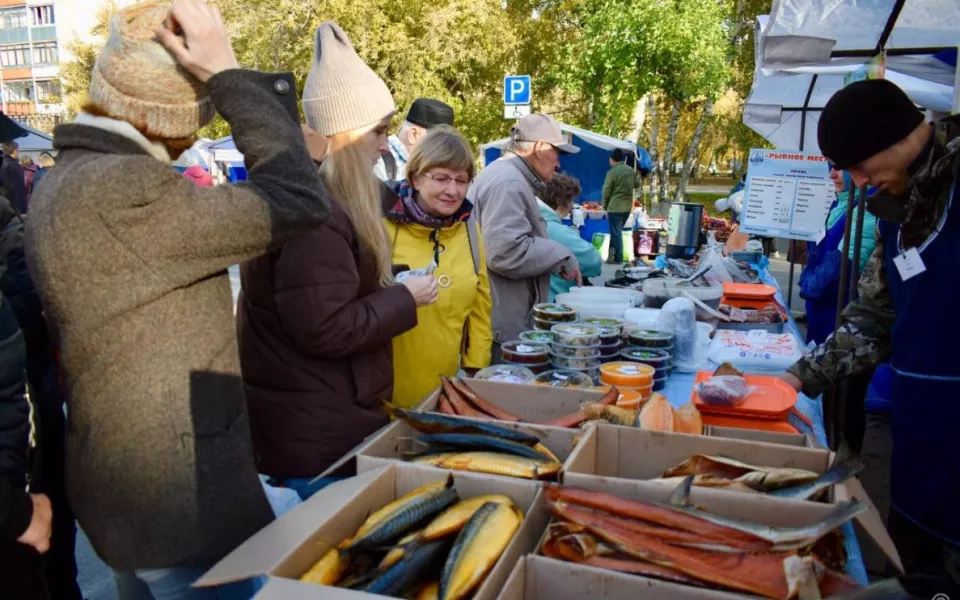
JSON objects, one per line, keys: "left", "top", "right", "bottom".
{"left": 722, "top": 282, "right": 777, "bottom": 300}
{"left": 691, "top": 371, "right": 798, "bottom": 420}
{"left": 702, "top": 414, "right": 801, "bottom": 434}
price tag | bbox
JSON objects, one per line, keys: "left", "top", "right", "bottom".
{"left": 893, "top": 247, "right": 926, "bottom": 281}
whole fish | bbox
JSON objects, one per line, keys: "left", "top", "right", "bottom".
{"left": 385, "top": 405, "right": 541, "bottom": 446}
{"left": 353, "top": 478, "right": 451, "bottom": 540}
{"left": 662, "top": 455, "right": 820, "bottom": 492}
{"left": 768, "top": 459, "right": 865, "bottom": 501}
{"left": 667, "top": 475, "right": 868, "bottom": 547}
{"left": 345, "top": 478, "right": 459, "bottom": 553}
{"left": 419, "top": 433, "right": 554, "bottom": 461}
{"left": 420, "top": 495, "right": 514, "bottom": 541}
{"left": 365, "top": 540, "right": 450, "bottom": 597}
{"left": 440, "top": 501, "right": 523, "bottom": 600}
{"left": 413, "top": 451, "right": 561, "bottom": 480}
{"left": 415, "top": 581, "right": 441, "bottom": 600}
{"left": 379, "top": 530, "right": 423, "bottom": 570}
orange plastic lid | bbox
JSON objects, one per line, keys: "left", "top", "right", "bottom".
{"left": 722, "top": 282, "right": 777, "bottom": 300}
{"left": 600, "top": 362, "right": 655, "bottom": 386}
{"left": 702, "top": 414, "right": 800, "bottom": 434}
{"left": 691, "top": 371, "right": 797, "bottom": 419}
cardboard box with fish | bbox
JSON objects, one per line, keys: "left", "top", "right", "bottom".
{"left": 195, "top": 464, "right": 550, "bottom": 600}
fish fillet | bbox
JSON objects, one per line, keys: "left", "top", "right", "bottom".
{"left": 639, "top": 394, "right": 674, "bottom": 431}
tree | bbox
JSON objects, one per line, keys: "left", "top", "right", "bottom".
{"left": 60, "top": 2, "right": 118, "bottom": 119}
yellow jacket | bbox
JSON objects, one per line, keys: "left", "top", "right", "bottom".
{"left": 386, "top": 218, "right": 493, "bottom": 408}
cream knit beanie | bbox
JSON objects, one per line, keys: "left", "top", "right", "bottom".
{"left": 302, "top": 22, "right": 396, "bottom": 136}
{"left": 89, "top": 2, "right": 215, "bottom": 139}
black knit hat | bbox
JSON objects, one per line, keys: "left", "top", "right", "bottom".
{"left": 818, "top": 79, "right": 924, "bottom": 170}
{"left": 405, "top": 98, "right": 454, "bottom": 129}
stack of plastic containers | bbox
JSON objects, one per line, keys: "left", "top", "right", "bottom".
{"left": 583, "top": 317, "right": 624, "bottom": 363}
{"left": 534, "top": 369, "right": 595, "bottom": 389}
{"left": 499, "top": 340, "right": 551, "bottom": 374}
{"left": 474, "top": 364, "right": 535, "bottom": 384}
{"left": 624, "top": 329, "right": 675, "bottom": 391}
{"left": 598, "top": 362, "right": 656, "bottom": 399}
{"left": 532, "top": 303, "right": 577, "bottom": 330}
{"left": 549, "top": 323, "right": 602, "bottom": 383}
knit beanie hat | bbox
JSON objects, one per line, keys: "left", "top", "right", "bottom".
{"left": 89, "top": 3, "right": 214, "bottom": 139}
{"left": 818, "top": 79, "right": 924, "bottom": 170}
{"left": 302, "top": 22, "right": 396, "bottom": 136}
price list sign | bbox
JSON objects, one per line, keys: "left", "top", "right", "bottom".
{"left": 740, "top": 149, "right": 835, "bottom": 242}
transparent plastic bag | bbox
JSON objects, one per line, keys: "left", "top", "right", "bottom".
{"left": 660, "top": 298, "right": 697, "bottom": 364}
{"left": 700, "top": 236, "right": 733, "bottom": 285}
{"left": 694, "top": 376, "right": 750, "bottom": 407}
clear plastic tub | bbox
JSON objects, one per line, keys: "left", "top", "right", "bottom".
{"left": 551, "top": 341, "right": 601, "bottom": 358}
{"left": 599, "top": 362, "right": 655, "bottom": 387}
{"left": 614, "top": 388, "right": 644, "bottom": 411}
{"left": 550, "top": 354, "right": 601, "bottom": 370}
{"left": 642, "top": 279, "right": 723, "bottom": 313}
{"left": 533, "top": 303, "right": 577, "bottom": 322}
{"left": 596, "top": 325, "right": 622, "bottom": 346}
{"left": 628, "top": 329, "right": 675, "bottom": 348}
{"left": 620, "top": 347, "right": 672, "bottom": 371}
{"left": 518, "top": 330, "right": 556, "bottom": 344}
{"left": 500, "top": 341, "right": 551, "bottom": 365}
{"left": 583, "top": 317, "right": 625, "bottom": 330}
{"left": 534, "top": 369, "right": 595, "bottom": 389}
{"left": 474, "top": 365, "right": 535, "bottom": 384}
{"left": 652, "top": 375, "right": 668, "bottom": 391}
{"left": 552, "top": 364, "right": 601, "bottom": 384}
{"left": 533, "top": 317, "right": 556, "bottom": 331}
{"left": 551, "top": 323, "right": 602, "bottom": 347}
{"left": 599, "top": 342, "right": 622, "bottom": 358}
{"left": 503, "top": 359, "right": 551, "bottom": 374}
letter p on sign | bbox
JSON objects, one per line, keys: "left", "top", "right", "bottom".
{"left": 504, "top": 76, "right": 531, "bottom": 105}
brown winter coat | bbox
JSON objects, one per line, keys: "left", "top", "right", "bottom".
{"left": 24, "top": 70, "right": 332, "bottom": 570}
{"left": 239, "top": 197, "right": 418, "bottom": 479}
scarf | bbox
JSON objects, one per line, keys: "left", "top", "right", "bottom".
{"left": 902, "top": 116, "right": 960, "bottom": 249}
{"left": 73, "top": 112, "right": 172, "bottom": 163}
{"left": 386, "top": 181, "right": 472, "bottom": 228}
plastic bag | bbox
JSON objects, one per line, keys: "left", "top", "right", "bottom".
{"left": 700, "top": 237, "right": 733, "bottom": 286}
{"left": 660, "top": 297, "right": 697, "bottom": 364}
{"left": 695, "top": 376, "right": 750, "bottom": 407}
{"left": 395, "top": 260, "right": 437, "bottom": 282}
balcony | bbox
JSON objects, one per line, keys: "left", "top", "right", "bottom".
{"left": 0, "top": 27, "right": 28, "bottom": 45}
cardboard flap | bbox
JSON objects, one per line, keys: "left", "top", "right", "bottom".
{"left": 195, "top": 467, "right": 391, "bottom": 587}
{"left": 253, "top": 576, "right": 374, "bottom": 600}
{"left": 836, "top": 476, "right": 903, "bottom": 573}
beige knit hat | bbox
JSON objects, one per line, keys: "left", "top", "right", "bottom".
{"left": 302, "top": 22, "right": 396, "bottom": 136}
{"left": 89, "top": 2, "right": 215, "bottom": 139}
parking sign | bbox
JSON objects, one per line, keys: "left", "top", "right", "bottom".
{"left": 504, "top": 75, "right": 531, "bottom": 105}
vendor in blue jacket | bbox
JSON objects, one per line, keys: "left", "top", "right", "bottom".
{"left": 538, "top": 173, "right": 602, "bottom": 299}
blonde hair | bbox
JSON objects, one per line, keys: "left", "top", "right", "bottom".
{"left": 320, "top": 131, "right": 393, "bottom": 287}
{"left": 37, "top": 153, "right": 55, "bottom": 168}
{"left": 405, "top": 125, "right": 475, "bottom": 182}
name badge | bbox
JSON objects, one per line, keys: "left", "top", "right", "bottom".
{"left": 893, "top": 247, "right": 926, "bottom": 281}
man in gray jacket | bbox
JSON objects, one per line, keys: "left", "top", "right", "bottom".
{"left": 470, "top": 113, "right": 581, "bottom": 355}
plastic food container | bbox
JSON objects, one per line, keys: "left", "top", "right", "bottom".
{"left": 533, "top": 303, "right": 577, "bottom": 322}
{"left": 534, "top": 369, "right": 595, "bottom": 389}
{"left": 555, "top": 364, "right": 601, "bottom": 384}
{"left": 652, "top": 375, "right": 668, "bottom": 391}
{"left": 533, "top": 317, "right": 556, "bottom": 330}
{"left": 474, "top": 365, "right": 535, "bottom": 384}
{"left": 621, "top": 347, "right": 672, "bottom": 372}
{"left": 519, "top": 330, "right": 556, "bottom": 344}
{"left": 551, "top": 323, "right": 602, "bottom": 347}
{"left": 599, "top": 342, "right": 622, "bottom": 358}
{"left": 583, "top": 317, "right": 625, "bottom": 330}
{"left": 597, "top": 325, "right": 622, "bottom": 346}
{"left": 613, "top": 388, "right": 644, "bottom": 410}
{"left": 551, "top": 342, "right": 601, "bottom": 358}
{"left": 599, "top": 362, "right": 655, "bottom": 388}
{"left": 500, "top": 341, "right": 550, "bottom": 364}
{"left": 550, "top": 354, "right": 601, "bottom": 370}
{"left": 628, "top": 329, "right": 675, "bottom": 348}
{"left": 642, "top": 278, "right": 723, "bottom": 313}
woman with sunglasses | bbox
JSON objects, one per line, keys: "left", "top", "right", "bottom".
{"left": 385, "top": 126, "right": 493, "bottom": 408}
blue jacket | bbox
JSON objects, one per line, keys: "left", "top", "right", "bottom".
{"left": 537, "top": 201, "right": 602, "bottom": 300}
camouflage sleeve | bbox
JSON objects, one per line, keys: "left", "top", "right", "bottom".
{"left": 787, "top": 237, "right": 895, "bottom": 397}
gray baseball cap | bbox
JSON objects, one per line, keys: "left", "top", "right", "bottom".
{"left": 510, "top": 113, "right": 580, "bottom": 154}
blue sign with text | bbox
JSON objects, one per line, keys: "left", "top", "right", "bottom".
{"left": 504, "top": 75, "right": 531, "bottom": 105}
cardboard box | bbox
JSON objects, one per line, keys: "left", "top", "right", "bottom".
{"left": 562, "top": 425, "right": 902, "bottom": 572}
{"left": 704, "top": 425, "right": 818, "bottom": 448}
{"left": 415, "top": 379, "right": 606, "bottom": 424}
{"left": 356, "top": 418, "right": 586, "bottom": 479}
{"left": 196, "top": 463, "right": 550, "bottom": 599}
{"left": 498, "top": 555, "right": 751, "bottom": 600}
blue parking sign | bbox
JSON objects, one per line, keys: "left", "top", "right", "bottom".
{"left": 504, "top": 75, "right": 531, "bottom": 105}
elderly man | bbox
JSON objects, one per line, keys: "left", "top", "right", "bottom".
{"left": 781, "top": 80, "right": 960, "bottom": 585}
{"left": 469, "top": 113, "right": 582, "bottom": 359}
{"left": 374, "top": 97, "right": 454, "bottom": 184}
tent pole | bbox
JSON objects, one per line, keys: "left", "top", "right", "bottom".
{"left": 787, "top": 75, "right": 818, "bottom": 312}
{"left": 876, "top": 0, "right": 908, "bottom": 52}
{"left": 954, "top": 46, "right": 960, "bottom": 114}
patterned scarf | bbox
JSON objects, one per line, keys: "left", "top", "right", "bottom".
{"left": 902, "top": 115, "right": 960, "bottom": 249}
{"left": 385, "top": 181, "right": 472, "bottom": 228}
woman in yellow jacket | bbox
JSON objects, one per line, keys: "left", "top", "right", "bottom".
{"left": 385, "top": 126, "right": 493, "bottom": 408}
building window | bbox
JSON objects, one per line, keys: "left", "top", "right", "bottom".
{"left": 0, "top": 43, "right": 31, "bottom": 67}
{"left": 0, "top": 8, "right": 28, "bottom": 30}
{"left": 32, "top": 41, "right": 57, "bottom": 65}
{"left": 4, "top": 81, "right": 33, "bottom": 103}
{"left": 30, "top": 5, "right": 54, "bottom": 26}
{"left": 35, "top": 79, "right": 59, "bottom": 103}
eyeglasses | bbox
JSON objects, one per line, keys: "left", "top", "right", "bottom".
{"left": 827, "top": 160, "right": 836, "bottom": 171}
{"left": 424, "top": 172, "right": 470, "bottom": 187}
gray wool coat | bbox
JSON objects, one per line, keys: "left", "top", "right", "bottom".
{"left": 25, "top": 70, "right": 331, "bottom": 570}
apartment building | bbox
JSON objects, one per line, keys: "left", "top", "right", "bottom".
{"left": 0, "top": 0, "right": 62, "bottom": 129}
